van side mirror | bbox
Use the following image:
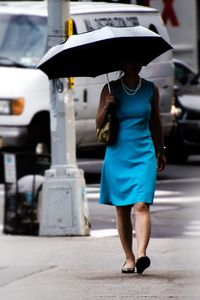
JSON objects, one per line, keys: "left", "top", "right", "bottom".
{"left": 175, "top": 64, "right": 189, "bottom": 85}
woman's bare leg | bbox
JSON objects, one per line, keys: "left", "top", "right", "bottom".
{"left": 134, "top": 202, "right": 151, "bottom": 258}
{"left": 116, "top": 205, "right": 135, "bottom": 268}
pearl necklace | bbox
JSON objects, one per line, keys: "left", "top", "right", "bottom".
{"left": 121, "top": 77, "right": 142, "bottom": 96}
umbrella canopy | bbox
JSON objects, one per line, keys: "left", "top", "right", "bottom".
{"left": 37, "top": 25, "right": 172, "bottom": 79}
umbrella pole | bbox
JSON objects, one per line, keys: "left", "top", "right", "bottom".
{"left": 106, "top": 74, "right": 111, "bottom": 94}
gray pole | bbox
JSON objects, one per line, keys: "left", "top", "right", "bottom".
{"left": 39, "top": 0, "right": 90, "bottom": 236}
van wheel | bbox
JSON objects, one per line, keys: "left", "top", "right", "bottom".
{"left": 28, "top": 113, "right": 51, "bottom": 154}
{"left": 28, "top": 134, "right": 50, "bottom": 154}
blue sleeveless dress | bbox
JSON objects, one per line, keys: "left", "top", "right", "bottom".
{"left": 99, "top": 78, "right": 157, "bottom": 206}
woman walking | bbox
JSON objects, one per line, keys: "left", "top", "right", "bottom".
{"left": 96, "top": 62, "right": 166, "bottom": 274}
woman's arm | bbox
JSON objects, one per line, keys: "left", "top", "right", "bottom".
{"left": 96, "top": 84, "right": 115, "bottom": 129}
{"left": 150, "top": 85, "right": 166, "bottom": 171}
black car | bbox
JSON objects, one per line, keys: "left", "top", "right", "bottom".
{"left": 166, "top": 59, "right": 200, "bottom": 163}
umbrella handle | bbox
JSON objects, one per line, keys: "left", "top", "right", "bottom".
{"left": 106, "top": 73, "right": 111, "bottom": 94}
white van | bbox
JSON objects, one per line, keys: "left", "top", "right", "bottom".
{"left": 0, "top": 1, "right": 174, "bottom": 152}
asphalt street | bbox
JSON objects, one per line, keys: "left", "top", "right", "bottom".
{"left": 0, "top": 154, "right": 200, "bottom": 239}
{"left": 0, "top": 155, "right": 200, "bottom": 300}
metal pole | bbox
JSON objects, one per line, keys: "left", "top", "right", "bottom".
{"left": 39, "top": 0, "right": 90, "bottom": 236}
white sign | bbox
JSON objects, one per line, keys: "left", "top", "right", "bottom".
{"left": 4, "top": 154, "right": 17, "bottom": 183}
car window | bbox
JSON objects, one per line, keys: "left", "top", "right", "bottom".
{"left": 0, "top": 13, "right": 47, "bottom": 67}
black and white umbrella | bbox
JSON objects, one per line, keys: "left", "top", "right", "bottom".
{"left": 37, "top": 25, "right": 172, "bottom": 80}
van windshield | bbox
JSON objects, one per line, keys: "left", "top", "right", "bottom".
{"left": 0, "top": 13, "right": 47, "bottom": 67}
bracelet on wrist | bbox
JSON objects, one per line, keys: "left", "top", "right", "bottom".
{"left": 157, "top": 146, "right": 166, "bottom": 155}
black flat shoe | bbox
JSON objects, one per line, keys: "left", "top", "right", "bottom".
{"left": 121, "top": 262, "right": 135, "bottom": 274}
{"left": 136, "top": 256, "right": 150, "bottom": 274}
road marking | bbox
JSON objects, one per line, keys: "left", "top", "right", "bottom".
{"left": 153, "top": 196, "right": 200, "bottom": 204}
{"left": 86, "top": 187, "right": 100, "bottom": 193}
{"left": 86, "top": 186, "right": 200, "bottom": 204}
{"left": 78, "top": 160, "right": 103, "bottom": 165}
{"left": 86, "top": 187, "right": 183, "bottom": 196}
{"left": 0, "top": 184, "right": 4, "bottom": 196}
{"left": 187, "top": 221, "right": 200, "bottom": 225}
{"left": 184, "top": 232, "right": 200, "bottom": 237}
{"left": 184, "top": 221, "right": 200, "bottom": 237}
{"left": 157, "top": 177, "right": 200, "bottom": 184}
{"left": 155, "top": 190, "right": 183, "bottom": 196}
{"left": 91, "top": 228, "right": 118, "bottom": 238}
{"left": 91, "top": 220, "right": 200, "bottom": 239}
{"left": 91, "top": 228, "right": 136, "bottom": 238}
{"left": 86, "top": 188, "right": 183, "bottom": 199}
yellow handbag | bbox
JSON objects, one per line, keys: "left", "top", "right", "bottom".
{"left": 96, "top": 104, "right": 117, "bottom": 146}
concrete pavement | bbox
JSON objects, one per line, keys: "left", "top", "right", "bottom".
{"left": 0, "top": 234, "right": 200, "bottom": 300}
{"left": 1, "top": 182, "right": 200, "bottom": 299}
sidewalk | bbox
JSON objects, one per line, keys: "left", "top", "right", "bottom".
{"left": 0, "top": 234, "right": 200, "bottom": 300}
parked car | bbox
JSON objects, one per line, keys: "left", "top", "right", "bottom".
{"left": 166, "top": 59, "right": 200, "bottom": 163}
